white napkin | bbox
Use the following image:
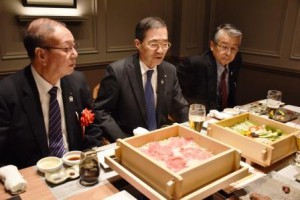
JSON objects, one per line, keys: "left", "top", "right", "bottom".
{"left": 207, "top": 110, "right": 233, "bottom": 120}
{"left": 0, "top": 165, "right": 27, "bottom": 194}
{"left": 133, "top": 127, "right": 149, "bottom": 136}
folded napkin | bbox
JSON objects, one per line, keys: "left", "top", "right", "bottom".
{"left": 207, "top": 110, "right": 233, "bottom": 120}
{"left": 0, "top": 165, "right": 27, "bottom": 195}
{"left": 133, "top": 127, "right": 149, "bottom": 136}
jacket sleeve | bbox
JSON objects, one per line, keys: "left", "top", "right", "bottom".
{"left": 93, "top": 65, "right": 131, "bottom": 142}
{"left": 176, "top": 57, "right": 201, "bottom": 104}
{"left": 71, "top": 72, "right": 104, "bottom": 149}
{"left": 168, "top": 64, "right": 189, "bottom": 123}
{"left": 0, "top": 96, "right": 11, "bottom": 167}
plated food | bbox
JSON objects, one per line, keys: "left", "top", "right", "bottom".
{"left": 270, "top": 107, "right": 299, "bottom": 123}
{"left": 227, "top": 120, "right": 284, "bottom": 144}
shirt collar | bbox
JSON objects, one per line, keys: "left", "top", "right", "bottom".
{"left": 216, "top": 62, "right": 227, "bottom": 74}
{"left": 139, "top": 60, "right": 157, "bottom": 75}
{"left": 31, "top": 65, "right": 61, "bottom": 95}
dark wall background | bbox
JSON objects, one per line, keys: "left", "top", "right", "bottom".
{"left": 1, "top": 0, "right": 300, "bottom": 106}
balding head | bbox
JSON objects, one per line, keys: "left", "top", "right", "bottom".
{"left": 23, "top": 18, "right": 66, "bottom": 59}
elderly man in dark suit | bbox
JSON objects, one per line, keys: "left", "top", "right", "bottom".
{"left": 94, "top": 17, "right": 188, "bottom": 142}
{"left": 177, "top": 24, "right": 242, "bottom": 112}
{"left": 0, "top": 18, "right": 102, "bottom": 169}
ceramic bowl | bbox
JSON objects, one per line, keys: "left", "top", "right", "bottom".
{"left": 62, "top": 151, "right": 82, "bottom": 166}
{"left": 37, "top": 156, "right": 63, "bottom": 173}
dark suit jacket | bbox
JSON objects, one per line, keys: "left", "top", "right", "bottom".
{"left": 0, "top": 66, "right": 102, "bottom": 169}
{"left": 94, "top": 53, "right": 189, "bottom": 142}
{"left": 177, "top": 50, "right": 242, "bottom": 111}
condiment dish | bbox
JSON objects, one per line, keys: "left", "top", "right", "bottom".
{"left": 62, "top": 151, "right": 81, "bottom": 166}
{"left": 37, "top": 156, "right": 63, "bottom": 173}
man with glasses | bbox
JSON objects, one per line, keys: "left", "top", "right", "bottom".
{"left": 177, "top": 23, "right": 242, "bottom": 111}
{"left": 0, "top": 18, "right": 103, "bottom": 169}
{"left": 94, "top": 17, "right": 188, "bottom": 142}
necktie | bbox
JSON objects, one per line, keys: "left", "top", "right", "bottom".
{"left": 145, "top": 70, "right": 157, "bottom": 130}
{"left": 48, "top": 86, "right": 65, "bottom": 157}
{"left": 219, "top": 68, "right": 228, "bottom": 110}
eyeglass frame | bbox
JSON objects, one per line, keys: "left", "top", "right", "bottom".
{"left": 214, "top": 41, "right": 239, "bottom": 54}
{"left": 144, "top": 41, "right": 172, "bottom": 50}
{"left": 40, "top": 42, "right": 79, "bottom": 53}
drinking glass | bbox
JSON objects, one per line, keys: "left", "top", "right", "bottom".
{"left": 79, "top": 149, "right": 100, "bottom": 186}
{"left": 266, "top": 90, "right": 282, "bottom": 118}
{"left": 189, "top": 104, "right": 206, "bottom": 132}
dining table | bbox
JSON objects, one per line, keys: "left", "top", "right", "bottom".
{"left": 0, "top": 143, "right": 126, "bottom": 200}
{"left": 1, "top": 102, "right": 300, "bottom": 200}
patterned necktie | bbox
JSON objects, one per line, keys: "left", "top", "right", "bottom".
{"left": 219, "top": 68, "right": 228, "bottom": 110}
{"left": 48, "top": 86, "right": 65, "bottom": 157}
{"left": 145, "top": 70, "right": 157, "bottom": 131}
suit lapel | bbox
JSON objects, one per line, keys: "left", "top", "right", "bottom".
{"left": 127, "top": 56, "right": 148, "bottom": 125}
{"left": 22, "top": 67, "right": 49, "bottom": 156}
{"left": 207, "top": 53, "right": 218, "bottom": 93}
{"left": 61, "top": 78, "right": 79, "bottom": 150}
{"left": 156, "top": 65, "right": 167, "bottom": 125}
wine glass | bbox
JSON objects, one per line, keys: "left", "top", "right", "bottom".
{"left": 189, "top": 104, "right": 206, "bottom": 132}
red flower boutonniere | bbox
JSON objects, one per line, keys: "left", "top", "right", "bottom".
{"left": 80, "top": 108, "right": 95, "bottom": 138}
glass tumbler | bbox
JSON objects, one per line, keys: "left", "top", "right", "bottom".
{"left": 266, "top": 90, "right": 282, "bottom": 118}
{"left": 189, "top": 104, "right": 206, "bottom": 132}
{"left": 79, "top": 149, "right": 100, "bottom": 186}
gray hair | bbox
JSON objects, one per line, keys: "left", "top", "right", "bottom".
{"left": 213, "top": 23, "right": 242, "bottom": 43}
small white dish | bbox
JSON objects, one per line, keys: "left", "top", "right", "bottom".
{"left": 62, "top": 151, "right": 82, "bottom": 166}
{"left": 37, "top": 157, "right": 63, "bottom": 173}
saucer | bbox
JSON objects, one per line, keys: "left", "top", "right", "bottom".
{"left": 45, "top": 165, "right": 79, "bottom": 185}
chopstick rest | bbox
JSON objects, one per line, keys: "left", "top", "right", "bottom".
{"left": 0, "top": 165, "right": 27, "bottom": 195}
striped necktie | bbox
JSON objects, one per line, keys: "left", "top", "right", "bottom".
{"left": 48, "top": 86, "right": 65, "bottom": 157}
{"left": 145, "top": 70, "right": 157, "bottom": 130}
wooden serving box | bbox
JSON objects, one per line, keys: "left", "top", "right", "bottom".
{"left": 105, "top": 124, "right": 248, "bottom": 200}
{"left": 207, "top": 113, "right": 299, "bottom": 167}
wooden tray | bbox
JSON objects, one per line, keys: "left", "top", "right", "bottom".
{"left": 207, "top": 113, "right": 299, "bottom": 167}
{"left": 105, "top": 124, "right": 249, "bottom": 199}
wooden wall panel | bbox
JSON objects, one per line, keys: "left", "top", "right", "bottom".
{"left": 105, "top": 0, "right": 165, "bottom": 52}
{"left": 209, "top": 0, "right": 300, "bottom": 106}
{"left": 211, "top": 0, "right": 287, "bottom": 58}
{"left": 209, "top": 0, "right": 300, "bottom": 72}
{"left": 236, "top": 66, "right": 300, "bottom": 107}
{"left": 173, "top": 0, "right": 209, "bottom": 57}
{"left": 290, "top": 4, "right": 300, "bottom": 60}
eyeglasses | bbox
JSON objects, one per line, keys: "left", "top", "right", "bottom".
{"left": 145, "top": 42, "right": 171, "bottom": 50}
{"left": 41, "top": 42, "right": 79, "bottom": 53}
{"left": 214, "top": 41, "right": 238, "bottom": 54}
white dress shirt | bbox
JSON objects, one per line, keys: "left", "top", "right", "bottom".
{"left": 31, "top": 66, "right": 69, "bottom": 151}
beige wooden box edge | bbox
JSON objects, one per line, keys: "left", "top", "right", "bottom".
{"left": 105, "top": 123, "right": 249, "bottom": 200}
{"left": 207, "top": 113, "right": 299, "bottom": 167}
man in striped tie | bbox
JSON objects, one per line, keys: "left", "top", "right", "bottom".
{"left": 0, "top": 18, "right": 103, "bottom": 169}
